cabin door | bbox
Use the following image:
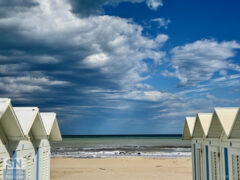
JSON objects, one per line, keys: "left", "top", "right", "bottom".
{"left": 209, "top": 146, "right": 221, "bottom": 180}
{"left": 16, "top": 149, "right": 34, "bottom": 180}
{"left": 196, "top": 144, "right": 204, "bottom": 180}
{"left": 229, "top": 148, "right": 240, "bottom": 180}
{"left": 38, "top": 146, "right": 50, "bottom": 180}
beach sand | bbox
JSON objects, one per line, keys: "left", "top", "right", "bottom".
{"left": 51, "top": 157, "right": 192, "bottom": 180}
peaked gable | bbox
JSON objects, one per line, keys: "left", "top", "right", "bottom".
{"left": 182, "top": 117, "right": 196, "bottom": 140}
{"left": 208, "top": 108, "right": 238, "bottom": 138}
{"left": 40, "top": 112, "right": 62, "bottom": 141}
{"left": 14, "top": 107, "right": 47, "bottom": 139}
{"left": 182, "top": 121, "right": 191, "bottom": 140}
{"left": 192, "top": 115, "right": 204, "bottom": 138}
{"left": 198, "top": 113, "right": 212, "bottom": 137}
{"left": 229, "top": 108, "right": 240, "bottom": 138}
{"left": 0, "top": 98, "right": 24, "bottom": 140}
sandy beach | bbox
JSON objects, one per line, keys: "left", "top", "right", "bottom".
{"left": 51, "top": 157, "right": 192, "bottom": 180}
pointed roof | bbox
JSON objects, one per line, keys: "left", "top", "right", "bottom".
{"left": 192, "top": 115, "right": 204, "bottom": 138}
{"left": 197, "top": 113, "right": 212, "bottom": 137}
{"left": 0, "top": 98, "right": 24, "bottom": 140}
{"left": 229, "top": 108, "right": 240, "bottom": 138}
{"left": 208, "top": 107, "right": 238, "bottom": 138}
{"left": 182, "top": 116, "right": 196, "bottom": 140}
{"left": 40, "top": 112, "right": 62, "bottom": 141}
{"left": 13, "top": 107, "right": 47, "bottom": 139}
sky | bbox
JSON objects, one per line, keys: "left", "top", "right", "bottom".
{"left": 1, "top": 0, "right": 240, "bottom": 135}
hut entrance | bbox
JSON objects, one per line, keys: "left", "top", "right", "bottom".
{"left": 229, "top": 148, "right": 240, "bottom": 180}
{"left": 209, "top": 146, "right": 221, "bottom": 180}
{"left": 196, "top": 146, "right": 203, "bottom": 180}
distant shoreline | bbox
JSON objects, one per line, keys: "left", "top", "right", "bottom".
{"left": 51, "top": 135, "right": 191, "bottom": 158}
{"left": 61, "top": 134, "right": 183, "bottom": 138}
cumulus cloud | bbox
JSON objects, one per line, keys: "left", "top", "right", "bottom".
{"left": 2, "top": 0, "right": 239, "bottom": 134}
{"left": 0, "top": 0, "right": 170, "bottom": 133}
{"left": 162, "top": 39, "right": 240, "bottom": 86}
{"left": 0, "top": 0, "right": 167, "bottom": 92}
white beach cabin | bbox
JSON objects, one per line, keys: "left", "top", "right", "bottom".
{"left": 182, "top": 117, "right": 196, "bottom": 180}
{"left": 207, "top": 108, "right": 238, "bottom": 180}
{"left": 0, "top": 98, "right": 24, "bottom": 179}
{"left": 12, "top": 107, "right": 47, "bottom": 180}
{"left": 192, "top": 113, "right": 212, "bottom": 180}
{"left": 183, "top": 107, "right": 240, "bottom": 180}
{"left": 228, "top": 108, "right": 240, "bottom": 180}
{"left": 40, "top": 112, "right": 62, "bottom": 180}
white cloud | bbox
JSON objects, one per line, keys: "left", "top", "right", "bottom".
{"left": 123, "top": 90, "right": 171, "bottom": 101}
{"left": 101, "top": 89, "right": 176, "bottom": 102}
{"left": 136, "top": 83, "right": 152, "bottom": 89}
{"left": 163, "top": 39, "right": 240, "bottom": 86}
{"left": 151, "top": 18, "right": 170, "bottom": 29}
{"left": 0, "top": 74, "right": 68, "bottom": 94}
{"left": 155, "top": 34, "right": 169, "bottom": 44}
{"left": 83, "top": 53, "right": 109, "bottom": 67}
{"left": 146, "top": 0, "right": 163, "bottom": 10}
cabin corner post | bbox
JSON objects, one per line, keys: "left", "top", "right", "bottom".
{"left": 193, "top": 142, "right": 197, "bottom": 180}
{"left": 224, "top": 147, "right": 229, "bottom": 180}
{"left": 205, "top": 145, "right": 209, "bottom": 180}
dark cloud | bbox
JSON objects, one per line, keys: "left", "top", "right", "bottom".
{"left": 0, "top": 0, "right": 171, "bottom": 134}
{"left": 69, "top": 0, "right": 163, "bottom": 17}
{"left": 1, "top": 0, "right": 239, "bottom": 135}
{"left": 69, "top": 0, "right": 107, "bottom": 17}
{"left": 0, "top": 0, "right": 39, "bottom": 17}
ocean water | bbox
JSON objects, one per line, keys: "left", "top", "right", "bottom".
{"left": 51, "top": 135, "right": 191, "bottom": 158}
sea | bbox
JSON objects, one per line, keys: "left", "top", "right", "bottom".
{"left": 51, "top": 135, "right": 191, "bottom": 158}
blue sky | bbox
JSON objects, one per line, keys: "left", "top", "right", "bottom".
{"left": 1, "top": 0, "right": 240, "bottom": 134}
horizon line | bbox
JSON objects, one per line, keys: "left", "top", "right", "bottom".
{"left": 62, "top": 134, "right": 182, "bottom": 136}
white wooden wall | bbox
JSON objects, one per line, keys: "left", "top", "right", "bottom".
{"left": 0, "top": 144, "right": 8, "bottom": 179}
{"left": 192, "top": 138, "right": 240, "bottom": 180}
{"left": 38, "top": 140, "right": 50, "bottom": 180}
{"left": 209, "top": 145, "right": 220, "bottom": 180}
{"left": 9, "top": 140, "right": 35, "bottom": 180}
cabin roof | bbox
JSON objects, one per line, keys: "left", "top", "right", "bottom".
{"left": 13, "top": 107, "right": 47, "bottom": 138}
{"left": 0, "top": 98, "right": 24, "bottom": 139}
{"left": 229, "top": 108, "right": 240, "bottom": 138}
{"left": 183, "top": 107, "right": 240, "bottom": 140}
{"left": 186, "top": 117, "right": 196, "bottom": 136}
{"left": 40, "top": 112, "right": 62, "bottom": 141}
{"left": 0, "top": 98, "right": 10, "bottom": 119}
{"left": 182, "top": 116, "right": 196, "bottom": 140}
{"left": 197, "top": 113, "right": 212, "bottom": 137}
{"left": 13, "top": 107, "right": 38, "bottom": 135}
{"left": 214, "top": 107, "right": 238, "bottom": 137}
